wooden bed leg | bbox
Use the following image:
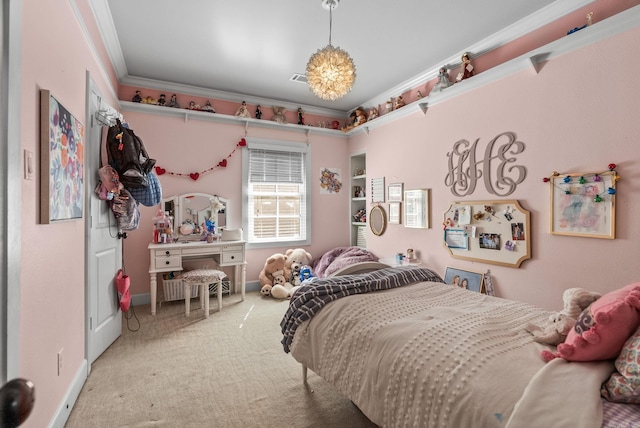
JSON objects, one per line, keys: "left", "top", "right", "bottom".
{"left": 302, "top": 365, "right": 308, "bottom": 384}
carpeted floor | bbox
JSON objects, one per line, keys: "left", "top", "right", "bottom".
{"left": 65, "top": 292, "right": 377, "bottom": 428}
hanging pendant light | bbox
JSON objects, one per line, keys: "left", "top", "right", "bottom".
{"left": 306, "top": 0, "right": 356, "bottom": 101}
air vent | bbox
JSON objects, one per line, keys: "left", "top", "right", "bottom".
{"left": 289, "top": 73, "right": 308, "bottom": 84}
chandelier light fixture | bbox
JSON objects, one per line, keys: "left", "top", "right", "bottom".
{"left": 306, "top": 0, "right": 356, "bottom": 101}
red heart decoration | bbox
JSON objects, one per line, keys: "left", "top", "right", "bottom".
{"left": 218, "top": 159, "right": 228, "bottom": 168}
{"left": 155, "top": 166, "right": 166, "bottom": 175}
{"left": 189, "top": 172, "right": 200, "bottom": 181}
{"left": 238, "top": 138, "right": 247, "bottom": 146}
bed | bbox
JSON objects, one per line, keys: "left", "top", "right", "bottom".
{"left": 280, "top": 265, "right": 640, "bottom": 428}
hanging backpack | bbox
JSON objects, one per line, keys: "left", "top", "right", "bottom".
{"left": 106, "top": 119, "right": 156, "bottom": 189}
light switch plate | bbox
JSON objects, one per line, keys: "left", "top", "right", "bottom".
{"left": 24, "top": 149, "right": 34, "bottom": 180}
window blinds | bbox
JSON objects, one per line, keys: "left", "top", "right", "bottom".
{"left": 248, "top": 149, "right": 304, "bottom": 184}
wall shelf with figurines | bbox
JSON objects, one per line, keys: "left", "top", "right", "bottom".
{"left": 442, "top": 200, "right": 531, "bottom": 268}
{"left": 120, "top": 101, "right": 348, "bottom": 138}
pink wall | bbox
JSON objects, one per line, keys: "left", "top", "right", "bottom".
{"left": 350, "top": 26, "right": 640, "bottom": 311}
{"left": 19, "top": 1, "right": 119, "bottom": 426}
{"left": 121, "top": 111, "right": 351, "bottom": 297}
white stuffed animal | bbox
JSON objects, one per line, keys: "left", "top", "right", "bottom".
{"left": 526, "top": 287, "right": 602, "bottom": 345}
{"left": 270, "top": 270, "right": 300, "bottom": 300}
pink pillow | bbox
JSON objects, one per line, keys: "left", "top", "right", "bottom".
{"left": 542, "top": 283, "right": 640, "bottom": 362}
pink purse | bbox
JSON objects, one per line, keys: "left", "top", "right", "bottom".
{"left": 115, "top": 269, "right": 131, "bottom": 312}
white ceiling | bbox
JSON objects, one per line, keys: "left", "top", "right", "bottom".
{"left": 93, "top": 0, "right": 594, "bottom": 114}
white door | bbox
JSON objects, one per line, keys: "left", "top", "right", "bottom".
{"left": 85, "top": 76, "right": 122, "bottom": 369}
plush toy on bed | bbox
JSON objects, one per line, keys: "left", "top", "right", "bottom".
{"left": 526, "top": 287, "right": 602, "bottom": 346}
{"left": 269, "top": 270, "right": 300, "bottom": 300}
{"left": 259, "top": 253, "right": 290, "bottom": 297}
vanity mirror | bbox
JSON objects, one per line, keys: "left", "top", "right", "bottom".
{"left": 162, "top": 193, "right": 228, "bottom": 240}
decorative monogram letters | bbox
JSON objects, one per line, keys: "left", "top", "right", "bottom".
{"left": 445, "top": 131, "right": 527, "bottom": 196}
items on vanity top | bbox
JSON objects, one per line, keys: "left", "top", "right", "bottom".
{"left": 152, "top": 209, "right": 174, "bottom": 244}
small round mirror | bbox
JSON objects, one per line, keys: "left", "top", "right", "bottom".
{"left": 369, "top": 205, "right": 387, "bottom": 236}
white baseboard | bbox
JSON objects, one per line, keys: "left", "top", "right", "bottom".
{"left": 47, "top": 359, "right": 87, "bottom": 428}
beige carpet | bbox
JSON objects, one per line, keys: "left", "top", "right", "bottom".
{"left": 65, "top": 292, "right": 377, "bottom": 428}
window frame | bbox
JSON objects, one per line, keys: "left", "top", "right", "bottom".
{"left": 242, "top": 137, "right": 311, "bottom": 249}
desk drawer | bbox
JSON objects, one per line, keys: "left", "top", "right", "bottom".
{"left": 154, "top": 256, "right": 181, "bottom": 270}
{"left": 221, "top": 244, "right": 243, "bottom": 253}
{"left": 154, "top": 249, "right": 181, "bottom": 258}
{"left": 221, "top": 252, "right": 244, "bottom": 264}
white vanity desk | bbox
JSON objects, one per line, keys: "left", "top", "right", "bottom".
{"left": 147, "top": 240, "right": 246, "bottom": 315}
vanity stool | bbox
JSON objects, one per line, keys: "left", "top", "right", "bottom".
{"left": 180, "top": 269, "right": 227, "bottom": 318}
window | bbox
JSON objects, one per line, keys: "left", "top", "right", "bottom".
{"left": 243, "top": 138, "right": 310, "bottom": 248}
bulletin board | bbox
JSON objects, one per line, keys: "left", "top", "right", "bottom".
{"left": 442, "top": 200, "right": 531, "bottom": 268}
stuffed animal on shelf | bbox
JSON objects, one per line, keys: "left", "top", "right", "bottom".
{"left": 259, "top": 253, "right": 290, "bottom": 297}
{"left": 525, "top": 287, "right": 602, "bottom": 345}
{"left": 272, "top": 106, "right": 287, "bottom": 124}
{"left": 270, "top": 270, "right": 299, "bottom": 300}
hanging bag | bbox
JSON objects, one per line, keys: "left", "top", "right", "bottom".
{"left": 128, "top": 171, "right": 162, "bottom": 207}
{"left": 106, "top": 119, "right": 156, "bottom": 189}
{"left": 115, "top": 269, "right": 131, "bottom": 312}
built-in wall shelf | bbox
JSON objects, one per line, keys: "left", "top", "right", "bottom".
{"left": 346, "top": 5, "right": 640, "bottom": 136}
{"left": 119, "top": 101, "right": 348, "bottom": 138}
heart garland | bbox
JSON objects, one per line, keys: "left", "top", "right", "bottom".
{"left": 155, "top": 138, "right": 246, "bottom": 181}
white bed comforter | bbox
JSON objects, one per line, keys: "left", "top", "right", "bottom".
{"left": 290, "top": 281, "right": 611, "bottom": 428}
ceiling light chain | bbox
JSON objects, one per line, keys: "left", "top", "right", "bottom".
{"left": 306, "top": 0, "right": 356, "bottom": 101}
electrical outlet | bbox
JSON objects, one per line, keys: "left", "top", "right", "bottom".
{"left": 57, "top": 348, "right": 63, "bottom": 376}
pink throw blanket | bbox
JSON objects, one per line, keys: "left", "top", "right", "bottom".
{"left": 311, "top": 246, "right": 378, "bottom": 277}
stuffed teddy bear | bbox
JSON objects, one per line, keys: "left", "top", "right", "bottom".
{"left": 289, "top": 262, "right": 302, "bottom": 286}
{"left": 284, "top": 248, "right": 312, "bottom": 282}
{"left": 259, "top": 253, "right": 290, "bottom": 297}
{"left": 270, "top": 270, "right": 300, "bottom": 299}
{"left": 272, "top": 106, "right": 287, "bottom": 124}
{"left": 526, "top": 287, "right": 602, "bottom": 345}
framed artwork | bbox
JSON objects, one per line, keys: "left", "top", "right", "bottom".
{"left": 40, "top": 90, "right": 85, "bottom": 223}
{"left": 550, "top": 170, "right": 616, "bottom": 239}
{"left": 388, "top": 202, "right": 401, "bottom": 224}
{"left": 443, "top": 266, "right": 485, "bottom": 293}
{"left": 404, "top": 189, "right": 430, "bottom": 228}
{"left": 371, "top": 177, "right": 385, "bottom": 203}
{"left": 387, "top": 183, "right": 403, "bottom": 202}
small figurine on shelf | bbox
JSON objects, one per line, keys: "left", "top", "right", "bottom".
{"left": 255, "top": 105, "right": 263, "bottom": 119}
{"left": 297, "top": 108, "right": 305, "bottom": 125}
{"left": 186, "top": 101, "right": 201, "bottom": 110}
{"left": 430, "top": 66, "right": 453, "bottom": 95}
{"left": 342, "top": 106, "right": 368, "bottom": 132}
{"left": 201, "top": 100, "right": 216, "bottom": 113}
{"left": 157, "top": 94, "right": 167, "bottom": 106}
{"left": 132, "top": 90, "right": 142, "bottom": 103}
{"left": 168, "top": 93, "right": 180, "bottom": 108}
{"left": 142, "top": 96, "right": 157, "bottom": 105}
{"left": 354, "top": 186, "right": 361, "bottom": 197}
{"left": 235, "top": 101, "right": 251, "bottom": 118}
{"left": 416, "top": 90, "right": 424, "bottom": 100}
{"left": 394, "top": 96, "right": 405, "bottom": 110}
{"left": 456, "top": 52, "right": 474, "bottom": 82}
{"left": 385, "top": 100, "right": 393, "bottom": 114}
{"left": 368, "top": 107, "right": 379, "bottom": 120}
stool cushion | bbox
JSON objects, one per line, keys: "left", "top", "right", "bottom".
{"left": 180, "top": 269, "right": 227, "bottom": 283}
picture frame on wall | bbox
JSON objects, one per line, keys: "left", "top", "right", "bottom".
{"left": 404, "top": 188, "right": 430, "bottom": 228}
{"left": 443, "top": 266, "right": 485, "bottom": 293}
{"left": 388, "top": 202, "right": 401, "bottom": 224}
{"left": 387, "top": 182, "right": 403, "bottom": 202}
{"left": 40, "top": 89, "right": 85, "bottom": 223}
{"left": 549, "top": 170, "right": 616, "bottom": 239}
